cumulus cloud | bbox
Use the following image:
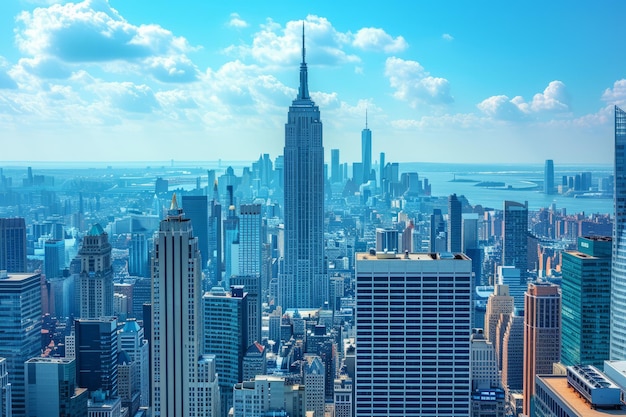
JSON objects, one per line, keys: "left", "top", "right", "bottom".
{"left": 92, "top": 82, "right": 160, "bottom": 113}
{"left": 227, "top": 15, "right": 358, "bottom": 67}
{"left": 15, "top": 0, "right": 199, "bottom": 82}
{"left": 477, "top": 81, "right": 570, "bottom": 120}
{"left": 352, "top": 28, "right": 408, "bottom": 53}
{"left": 228, "top": 13, "right": 248, "bottom": 28}
{"left": 384, "top": 57, "right": 453, "bottom": 106}
{"left": 442, "top": 33, "right": 454, "bottom": 41}
{"left": 602, "top": 79, "right": 626, "bottom": 108}
{"left": 0, "top": 58, "right": 18, "bottom": 89}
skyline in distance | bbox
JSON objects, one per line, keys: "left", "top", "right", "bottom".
{"left": 0, "top": 1, "right": 624, "bottom": 164}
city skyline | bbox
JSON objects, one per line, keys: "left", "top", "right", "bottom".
{"left": 0, "top": 0, "right": 623, "bottom": 164}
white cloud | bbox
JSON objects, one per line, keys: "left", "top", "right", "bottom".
{"left": 478, "top": 81, "right": 570, "bottom": 120}
{"left": 15, "top": 0, "right": 199, "bottom": 82}
{"left": 602, "top": 79, "right": 626, "bottom": 108}
{"left": 352, "top": 28, "right": 408, "bottom": 53}
{"left": 0, "top": 58, "right": 18, "bottom": 89}
{"left": 227, "top": 15, "right": 359, "bottom": 67}
{"left": 384, "top": 57, "right": 453, "bottom": 106}
{"left": 228, "top": 13, "right": 248, "bottom": 28}
{"left": 442, "top": 33, "right": 454, "bottom": 42}
{"left": 391, "top": 113, "right": 483, "bottom": 130}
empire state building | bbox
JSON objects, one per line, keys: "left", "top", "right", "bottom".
{"left": 280, "top": 25, "right": 327, "bottom": 310}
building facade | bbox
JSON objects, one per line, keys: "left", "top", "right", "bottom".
{"left": 354, "top": 251, "right": 472, "bottom": 416}
{"left": 523, "top": 283, "right": 561, "bottom": 416}
{"left": 0, "top": 218, "right": 26, "bottom": 273}
{"left": 76, "top": 224, "right": 113, "bottom": 319}
{"left": 561, "top": 236, "right": 611, "bottom": 367}
{"left": 0, "top": 272, "right": 42, "bottom": 417}
{"left": 503, "top": 201, "right": 528, "bottom": 280}
{"left": 612, "top": 106, "right": 626, "bottom": 360}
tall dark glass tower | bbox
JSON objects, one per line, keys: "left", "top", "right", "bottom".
{"left": 280, "top": 25, "right": 326, "bottom": 310}
{"left": 544, "top": 159, "right": 554, "bottom": 195}
{"left": 361, "top": 111, "right": 372, "bottom": 184}
{"left": 611, "top": 106, "right": 626, "bottom": 360}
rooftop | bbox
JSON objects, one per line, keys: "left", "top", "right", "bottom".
{"left": 537, "top": 375, "right": 626, "bottom": 416}
{"left": 356, "top": 251, "right": 470, "bottom": 261}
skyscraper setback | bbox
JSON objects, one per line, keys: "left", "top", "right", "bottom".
{"left": 280, "top": 26, "right": 326, "bottom": 310}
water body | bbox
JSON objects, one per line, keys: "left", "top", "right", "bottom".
{"left": 400, "top": 162, "right": 613, "bottom": 215}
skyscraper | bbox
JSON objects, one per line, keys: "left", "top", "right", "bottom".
{"left": 152, "top": 195, "right": 219, "bottom": 417}
{"left": 0, "top": 272, "right": 42, "bottom": 417}
{"left": 612, "top": 105, "right": 626, "bottom": 360}
{"left": 25, "top": 357, "right": 88, "bottom": 417}
{"left": 44, "top": 239, "right": 65, "bottom": 279}
{"left": 280, "top": 25, "right": 326, "bottom": 310}
{"left": 361, "top": 112, "right": 372, "bottom": 184}
{"left": 0, "top": 218, "right": 27, "bottom": 273}
{"left": 561, "top": 236, "right": 611, "bottom": 367}
{"left": 354, "top": 251, "right": 472, "bottom": 416}
{"left": 182, "top": 195, "right": 209, "bottom": 269}
{"left": 117, "top": 319, "right": 149, "bottom": 408}
{"left": 503, "top": 200, "right": 528, "bottom": 278}
{"left": 523, "top": 283, "right": 561, "bottom": 416}
{"left": 203, "top": 285, "right": 247, "bottom": 417}
{"left": 330, "top": 149, "right": 341, "bottom": 183}
{"left": 208, "top": 181, "right": 222, "bottom": 286}
{"left": 75, "top": 317, "right": 118, "bottom": 397}
{"left": 544, "top": 159, "right": 555, "bottom": 194}
{"left": 76, "top": 223, "right": 113, "bottom": 319}
{"left": 447, "top": 193, "right": 462, "bottom": 253}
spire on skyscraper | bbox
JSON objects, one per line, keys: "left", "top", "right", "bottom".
{"left": 365, "top": 108, "right": 368, "bottom": 129}
{"left": 170, "top": 193, "right": 178, "bottom": 210}
{"left": 298, "top": 22, "right": 309, "bottom": 100}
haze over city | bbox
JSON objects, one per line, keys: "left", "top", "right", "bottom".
{"left": 0, "top": 0, "right": 623, "bottom": 163}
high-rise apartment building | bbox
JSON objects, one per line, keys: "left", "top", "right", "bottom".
{"left": 152, "top": 195, "right": 219, "bottom": 417}
{"left": 182, "top": 195, "right": 209, "bottom": 269}
{"left": 361, "top": 113, "right": 372, "bottom": 184}
{"left": 484, "top": 284, "right": 514, "bottom": 346}
{"left": 25, "top": 357, "right": 88, "bottom": 417}
{"left": 448, "top": 194, "right": 462, "bottom": 253}
{"left": 523, "top": 283, "right": 561, "bottom": 416}
{"left": 612, "top": 105, "right": 626, "bottom": 360}
{"left": 561, "top": 236, "right": 611, "bottom": 367}
{"left": 0, "top": 272, "right": 42, "bottom": 417}
{"left": 75, "top": 317, "right": 118, "bottom": 397}
{"left": 0, "top": 218, "right": 26, "bottom": 273}
{"left": 503, "top": 201, "right": 528, "bottom": 279}
{"left": 238, "top": 204, "right": 262, "bottom": 277}
{"left": 303, "top": 355, "right": 325, "bottom": 417}
{"left": 76, "top": 224, "right": 113, "bottom": 319}
{"left": 429, "top": 209, "right": 446, "bottom": 252}
{"left": 203, "top": 285, "right": 247, "bottom": 417}
{"left": 0, "top": 357, "right": 10, "bottom": 417}
{"left": 280, "top": 26, "right": 326, "bottom": 310}
{"left": 117, "top": 319, "right": 149, "bottom": 408}
{"left": 128, "top": 232, "right": 150, "bottom": 277}
{"left": 44, "top": 239, "right": 65, "bottom": 279}
{"left": 208, "top": 181, "right": 222, "bottom": 286}
{"left": 331, "top": 149, "right": 341, "bottom": 183}
{"left": 470, "top": 329, "right": 499, "bottom": 390}
{"left": 544, "top": 159, "right": 555, "bottom": 194}
{"left": 501, "top": 314, "right": 523, "bottom": 393}
{"left": 223, "top": 197, "right": 239, "bottom": 289}
{"left": 354, "top": 251, "right": 472, "bottom": 416}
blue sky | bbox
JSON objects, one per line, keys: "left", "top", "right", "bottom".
{"left": 0, "top": 0, "right": 624, "bottom": 164}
